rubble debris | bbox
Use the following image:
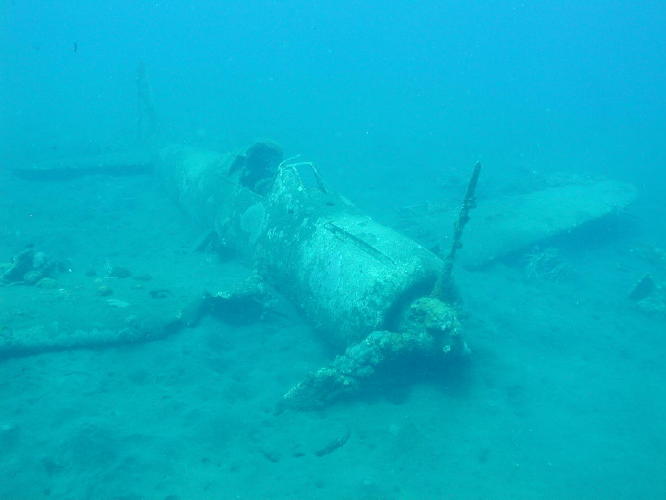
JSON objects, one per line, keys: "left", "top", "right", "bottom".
{"left": 1, "top": 247, "right": 60, "bottom": 286}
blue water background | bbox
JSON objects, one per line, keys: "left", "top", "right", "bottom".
{"left": 1, "top": 1, "right": 666, "bottom": 499}
{"left": 3, "top": 1, "right": 665, "bottom": 186}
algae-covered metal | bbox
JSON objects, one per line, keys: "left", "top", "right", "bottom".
{"left": 157, "top": 143, "right": 465, "bottom": 407}
{"left": 257, "top": 164, "right": 447, "bottom": 348}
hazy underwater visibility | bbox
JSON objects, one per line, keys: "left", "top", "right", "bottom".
{"left": 1, "top": 1, "right": 666, "bottom": 499}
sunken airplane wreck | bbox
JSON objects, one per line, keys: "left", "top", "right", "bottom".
{"left": 3, "top": 142, "right": 636, "bottom": 409}
{"left": 156, "top": 143, "right": 474, "bottom": 409}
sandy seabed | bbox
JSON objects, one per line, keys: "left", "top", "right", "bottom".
{"left": 1, "top": 169, "right": 665, "bottom": 500}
